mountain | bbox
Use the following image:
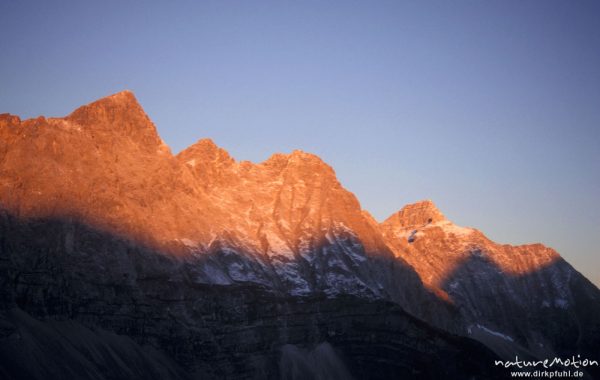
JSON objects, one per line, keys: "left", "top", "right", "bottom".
{"left": 381, "top": 201, "right": 600, "bottom": 360}
{"left": 1, "top": 91, "right": 598, "bottom": 379}
{"left": 175, "top": 138, "right": 450, "bottom": 321}
{"left": 0, "top": 91, "right": 217, "bottom": 249}
{"left": 0, "top": 91, "right": 449, "bottom": 319}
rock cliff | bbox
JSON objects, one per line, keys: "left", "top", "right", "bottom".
{"left": 1, "top": 91, "right": 599, "bottom": 379}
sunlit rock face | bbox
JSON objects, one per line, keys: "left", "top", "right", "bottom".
{"left": 1, "top": 91, "right": 599, "bottom": 379}
{"left": 176, "top": 136, "right": 445, "bottom": 319}
{"left": 0, "top": 91, "right": 217, "bottom": 249}
{"left": 381, "top": 200, "right": 600, "bottom": 360}
{"left": 0, "top": 92, "right": 446, "bottom": 319}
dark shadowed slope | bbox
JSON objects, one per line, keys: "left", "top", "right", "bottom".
{"left": 0, "top": 212, "right": 502, "bottom": 379}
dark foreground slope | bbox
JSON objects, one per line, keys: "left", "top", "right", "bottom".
{"left": 0, "top": 212, "right": 502, "bottom": 380}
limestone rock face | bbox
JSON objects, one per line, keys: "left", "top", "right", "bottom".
{"left": 381, "top": 201, "right": 600, "bottom": 360}
{"left": 176, "top": 142, "right": 420, "bottom": 302}
{"left": 1, "top": 91, "right": 599, "bottom": 379}
{"left": 66, "top": 90, "right": 166, "bottom": 151}
{"left": 0, "top": 214, "right": 501, "bottom": 380}
{"left": 0, "top": 92, "right": 224, "bottom": 251}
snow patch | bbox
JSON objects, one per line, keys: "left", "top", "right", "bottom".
{"left": 468, "top": 324, "right": 514, "bottom": 342}
{"left": 198, "top": 263, "right": 232, "bottom": 285}
{"left": 179, "top": 238, "right": 198, "bottom": 248}
{"left": 273, "top": 262, "right": 311, "bottom": 296}
{"left": 342, "top": 243, "right": 367, "bottom": 263}
{"left": 433, "top": 221, "right": 474, "bottom": 237}
{"left": 265, "top": 233, "right": 294, "bottom": 258}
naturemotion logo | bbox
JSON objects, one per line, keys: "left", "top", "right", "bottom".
{"left": 494, "top": 355, "right": 598, "bottom": 370}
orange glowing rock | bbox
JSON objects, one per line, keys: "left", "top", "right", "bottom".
{"left": 0, "top": 91, "right": 564, "bottom": 276}
{"left": 380, "top": 200, "right": 560, "bottom": 295}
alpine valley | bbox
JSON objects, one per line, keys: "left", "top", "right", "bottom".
{"left": 1, "top": 91, "right": 598, "bottom": 379}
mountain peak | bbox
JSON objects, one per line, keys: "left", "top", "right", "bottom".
{"left": 290, "top": 149, "right": 330, "bottom": 162}
{"left": 176, "top": 139, "right": 235, "bottom": 190}
{"left": 101, "top": 89, "right": 137, "bottom": 102}
{"left": 66, "top": 90, "right": 164, "bottom": 149}
{"left": 384, "top": 200, "right": 446, "bottom": 228}
{"left": 0, "top": 113, "right": 21, "bottom": 129}
{"left": 262, "top": 149, "right": 335, "bottom": 176}
{"left": 178, "top": 138, "right": 234, "bottom": 167}
{"left": 69, "top": 90, "right": 141, "bottom": 117}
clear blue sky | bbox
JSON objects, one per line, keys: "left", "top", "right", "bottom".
{"left": 1, "top": 1, "right": 599, "bottom": 285}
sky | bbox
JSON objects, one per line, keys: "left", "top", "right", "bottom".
{"left": 1, "top": 1, "right": 599, "bottom": 285}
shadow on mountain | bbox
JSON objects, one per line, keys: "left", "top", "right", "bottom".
{"left": 0, "top": 209, "right": 503, "bottom": 380}
{"left": 438, "top": 251, "right": 600, "bottom": 378}
{"left": 186, "top": 227, "right": 463, "bottom": 334}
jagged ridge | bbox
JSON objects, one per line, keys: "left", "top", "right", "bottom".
{"left": 1, "top": 91, "right": 599, "bottom": 378}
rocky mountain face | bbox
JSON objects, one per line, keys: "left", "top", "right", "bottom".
{"left": 380, "top": 201, "right": 600, "bottom": 361}
{"left": 0, "top": 213, "right": 500, "bottom": 380}
{"left": 0, "top": 91, "right": 218, "bottom": 250}
{"left": 0, "top": 91, "right": 452, "bottom": 322}
{"left": 1, "top": 91, "right": 599, "bottom": 379}
{"left": 175, "top": 138, "right": 454, "bottom": 328}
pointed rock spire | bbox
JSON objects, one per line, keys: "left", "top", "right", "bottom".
{"left": 66, "top": 90, "right": 165, "bottom": 150}
{"left": 177, "top": 138, "right": 236, "bottom": 188}
{"left": 68, "top": 90, "right": 142, "bottom": 123}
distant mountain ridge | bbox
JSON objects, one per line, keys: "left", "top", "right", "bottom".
{"left": 1, "top": 91, "right": 598, "bottom": 379}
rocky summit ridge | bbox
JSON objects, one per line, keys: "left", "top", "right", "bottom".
{"left": 1, "top": 91, "right": 599, "bottom": 379}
